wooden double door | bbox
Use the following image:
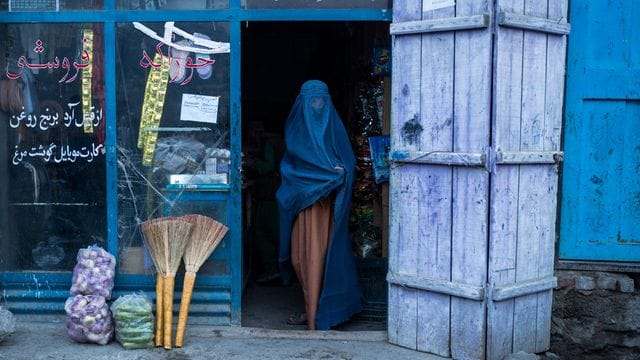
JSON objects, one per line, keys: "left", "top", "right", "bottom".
{"left": 387, "top": 1, "right": 569, "bottom": 358}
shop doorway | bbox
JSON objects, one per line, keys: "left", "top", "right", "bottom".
{"left": 241, "top": 21, "right": 390, "bottom": 331}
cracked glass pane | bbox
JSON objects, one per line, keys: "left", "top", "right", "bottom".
{"left": 116, "top": 21, "right": 231, "bottom": 275}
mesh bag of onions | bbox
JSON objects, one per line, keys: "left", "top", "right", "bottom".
{"left": 70, "top": 246, "right": 116, "bottom": 299}
{"left": 65, "top": 295, "right": 114, "bottom": 345}
{"left": 66, "top": 246, "right": 116, "bottom": 345}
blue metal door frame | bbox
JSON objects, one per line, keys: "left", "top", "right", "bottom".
{"left": 0, "top": 0, "right": 391, "bottom": 323}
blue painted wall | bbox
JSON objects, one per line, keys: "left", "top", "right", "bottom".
{"left": 560, "top": 0, "right": 640, "bottom": 262}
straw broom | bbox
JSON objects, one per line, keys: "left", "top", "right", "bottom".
{"left": 161, "top": 217, "right": 192, "bottom": 349}
{"left": 141, "top": 217, "right": 193, "bottom": 350}
{"left": 140, "top": 218, "right": 168, "bottom": 347}
{"left": 175, "top": 215, "right": 228, "bottom": 348}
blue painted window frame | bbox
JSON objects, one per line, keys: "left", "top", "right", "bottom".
{"left": 0, "top": 0, "right": 391, "bottom": 322}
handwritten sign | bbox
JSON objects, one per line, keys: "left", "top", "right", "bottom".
{"left": 12, "top": 143, "right": 104, "bottom": 166}
{"left": 5, "top": 39, "right": 91, "bottom": 84}
{"left": 5, "top": 36, "right": 105, "bottom": 169}
{"left": 139, "top": 42, "right": 215, "bottom": 86}
{"left": 9, "top": 102, "right": 103, "bottom": 131}
{"left": 423, "top": 0, "right": 455, "bottom": 12}
{"left": 180, "top": 94, "right": 219, "bottom": 123}
{"left": 8, "top": 102, "right": 104, "bottom": 166}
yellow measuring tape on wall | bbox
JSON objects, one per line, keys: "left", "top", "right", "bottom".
{"left": 138, "top": 53, "right": 170, "bottom": 166}
{"left": 82, "top": 29, "right": 94, "bottom": 134}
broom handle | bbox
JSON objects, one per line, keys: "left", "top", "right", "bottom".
{"left": 155, "top": 274, "right": 164, "bottom": 347}
{"left": 175, "top": 271, "right": 196, "bottom": 347}
{"left": 163, "top": 274, "right": 175, "bottom": 349}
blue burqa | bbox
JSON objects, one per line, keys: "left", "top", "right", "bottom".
{"left": 277, "top": 80, "right": 362, "bottom": 330}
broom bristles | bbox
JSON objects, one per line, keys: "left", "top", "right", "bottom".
{"left": 181, "top": 214, "right": 229, "bottom": 273}
{"left": 164, "top": 218, "right": 193, "bottom": 275}
{"left": 140, "top": 218, "right": 168, "bottom": 274}
{"left": 141, "top": 217, "right": 193, "bottom": 275}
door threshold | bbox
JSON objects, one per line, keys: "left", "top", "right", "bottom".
{"left": 12, "top": 316, "right": 387, "bottom": 342}
{"left": 203, "top": 326, "right": 387, "bottom": 342}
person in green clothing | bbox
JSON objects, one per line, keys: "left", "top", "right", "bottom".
{"left": 251, "top": 135, "right": 284, "bottom": 284}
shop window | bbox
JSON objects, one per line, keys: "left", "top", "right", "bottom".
{"left": 116, "top": 21, "right": 231, "bottom": 275}
{"left": 242, "top": 0, "right": 391, "bottom": 9}
{"left": 0, "top": 23, "right": 106, "bottom": 271}
{"left": 117, "top": 0, "right": 228, "bottom": 10}
{"left": 1, "top": 0, "right": 104, "bottom": 11}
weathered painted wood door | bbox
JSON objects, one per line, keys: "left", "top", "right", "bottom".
{"left": 559, "top": 0, "right": 640, "bottom": 262}
{"left": 488, "top": 0, "right": 568, "bottom": 357}
{"left": 388, "top": 1, "right": 492, "bottom": 358}
{"left": 388, "top": 1, "right": 568, "bottom": 358}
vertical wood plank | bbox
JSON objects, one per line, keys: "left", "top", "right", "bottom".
{"left": 415, "top": 5, "right": 455, "bottom": 357}
{"left": 451, "top": 0, "right": 491, "bottom": 358}
{"left": 520, "top": 0, "right": 548, "bottom": 153}
{"left": 543, "top": 1, "right": 567, "bottom": 152}
{"left": 488, "top": 0, "right": 524, "bottom": 356}
{"left": 533, "top": 165, "right": 558, "bottom": 352}
{"left": 390, "top": 166, "right": 423, "bottom": 349}
{"left": 515, "top": 165, "right": 554, "bottom": 352}
{"left": 512, "top": 0, "right": 549, "bottom": 353}
{"left": 450, "top": 170, "right": 489, "bottom": 360}
{"left": 388, "top": 0, "right": 422, "bottom": 350}
{"left": 535, "top": 0, "right": 567, "bottom": 352}
{"left": 415, "top": 170, "right": 452, "bottom": 357}
{"left": 387, "top": 172, "right": 401, "bottom": 341}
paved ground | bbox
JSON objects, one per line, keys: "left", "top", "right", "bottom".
{"left": 0, "top": 320, "right": 443, "bottom": 360}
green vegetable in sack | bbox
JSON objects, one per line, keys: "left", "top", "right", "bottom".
{"left": 110, "top": 293, "right": 155, "bottom": 349}
{"left": 121, "top": 340, "right": 155, "bottom": 349}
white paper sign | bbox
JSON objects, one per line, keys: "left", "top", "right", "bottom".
{"left": 180, "top": 94, "right": 219, "bottom": 123}
{"left": 423, "top": 0, "right": 455, "bottom": 12}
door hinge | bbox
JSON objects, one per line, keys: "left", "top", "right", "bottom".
{"left": 486, "top": 146, "right": 564, "bottom": 173}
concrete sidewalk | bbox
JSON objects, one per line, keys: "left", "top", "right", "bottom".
{"left": 0, "top": 320, "right": 443, "bottom": 360}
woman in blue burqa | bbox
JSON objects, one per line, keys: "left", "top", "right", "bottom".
{"left": 277, "top": 80, "right": 362, "bottom": 330}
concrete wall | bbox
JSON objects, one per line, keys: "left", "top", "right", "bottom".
{"left": 551, "top": 270, "right": 640, "bottom": 359}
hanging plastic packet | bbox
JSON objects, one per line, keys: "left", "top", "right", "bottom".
{"left": 153, "top": 136, "right": 206, "bottom": 174}
{"left": 189, "top": 32, "right": 215, "bottom": 80}
{"left": 81, "top": 28, "right": 94, "bottom": 134}
{"left": 137, "top": 52, "right": 170, "bottom": 166}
